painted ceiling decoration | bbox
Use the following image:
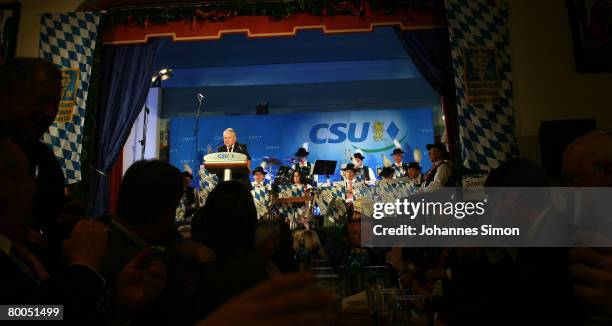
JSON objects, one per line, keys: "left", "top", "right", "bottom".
{"left": 101, "top": 0, "right": 446, "bottom": 45}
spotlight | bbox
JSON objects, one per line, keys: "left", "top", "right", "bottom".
{"left": 160, "top": 68, "right": 173, "bottom": 79}
{"left": 151, "top": 68, "right": 173, "bottom": 87}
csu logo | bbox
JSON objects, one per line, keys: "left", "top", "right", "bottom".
{"left": 309, "top": 121, "right": 400, "bottom": 144}
{"left": 373, "top": 121, "right": 385, "bottom": 142}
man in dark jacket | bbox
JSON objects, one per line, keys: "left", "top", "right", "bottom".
{"left": 216, "top": 128, "right": 252, "bottom": 189}
{"left": 0, "top": 58, "right": 66, "bottom": 262}
{"left": 0, "top": 138, "right": 104, "bottom": 323}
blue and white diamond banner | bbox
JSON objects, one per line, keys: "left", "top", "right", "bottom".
{"left": 353, "top": 182, "right": 374, "bottom": 199}
{"left": 316, "top": 184, "right": 346, "bottom": 215}
{"left": 445, "top": 0, "right": 519, "bottom": 170}
{"left": 277, "top": 184, "right": 306, "bottom": 198}
{"left": 39, "top": 12, "right": 101, "bottom": 184}
{"left": 324, "top": 198, "right": 347, "bottom": 226}
{"left": 251, "top": 186, "right": 271, "bottom": 219}
{"left": 198, "top": 165, "right": 219, "bottom": 206}
{"left": 375, "top": 181, "right": 413, "bottom": 202}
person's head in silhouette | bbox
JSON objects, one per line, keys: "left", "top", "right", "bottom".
{"left": 116, "top": 160, "right": 183, "bottom": 244}
{"left": 191, "top": 181, "right": 257, "bottom": 260}
{"left": 0, "top": 58, "right": 62, "bottom": 142}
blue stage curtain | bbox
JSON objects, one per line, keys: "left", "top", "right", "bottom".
{"left": 91, "top": 39, "right": 163, "bottom": 217}
{"left": 394, "top": 26, "right": 459, "bottom": 157}
{"left": 394, "top": 27, "right": 454, "bottom": 100}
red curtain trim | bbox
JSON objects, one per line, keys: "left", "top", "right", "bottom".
{"left": 108, "top": 152, "right": 123, "bottom": 215}
{"left": 103, "top": 11, "right": 446, "bottom": 45}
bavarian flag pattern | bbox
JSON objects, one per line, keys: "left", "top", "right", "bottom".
{"left": 198, "top": 165, "right": 219, "bottom": 206}
{"left": 353, "top": 182, "right": 374, "bottom": 199}
{"left": 375, "top": 180, "right": 413, "bottom": 203}
{"left": 251, "top": 185, "right": 271, "bottom": 219}
{"left": 445, "top": 0, "right": 519, "bottom": 170}
{"left": 39, "top": 12, "right": 101, "bottom": 184}
{"left": 315, "top": 184, "right": 346, "bottom": 216}
{"left": 276, "top": 184, "right": 307, "bottom": 228}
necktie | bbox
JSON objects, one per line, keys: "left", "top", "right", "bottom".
{"left": 228, "top": 146, "right": 233, "bottom": 152}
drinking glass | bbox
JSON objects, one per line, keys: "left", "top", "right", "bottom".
{"left": 313, "top": 273, "right": 343, "bottom": 299}
{"left": 311, "top": 267, "right": 335, "bottom": 275}
{"left": 391, "top": 294, "right": 432, "bottom": 326}
{"left": 364, "top": 265, "right": 389, "bottom": 289}
{"left": 364, "top": 266, "right": 388, "bottom": 312}
{"left": 313, "top": 259, "right": 331, "bottom": 268}
{"left": 313, "top": 273, "right": 343, "bottom": 324}
{"left": 374, "top": 288, "right": 403, "bottom": 325}
{"left": 335, "top": 265, "right": 352, "bottom": 297}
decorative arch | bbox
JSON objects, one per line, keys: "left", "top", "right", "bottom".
{"left": 85, "top": 1, "right": 447, "bottom": 45}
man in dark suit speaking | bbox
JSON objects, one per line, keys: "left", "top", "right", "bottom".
{"left": 216, "top": 128, "right": 252, "bottom": 189}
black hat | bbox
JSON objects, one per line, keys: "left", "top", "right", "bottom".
{"left": 252, "top": 166, "right": 267, "bottom": 175}
{"left": 353, "top": 152, "right": 365, "bottom": 160}
{"left": 294, "top": 147, "right": 309, "bottom": 157}
{"left": 379, "top": 167, "right": 394, "bottom": 178}
{"left": 407, "top": 162, "right": 420, "bottom": 170}
{"left": 342, "top": 163, "right": 356, "bottom": 171}
{"left": 391, "top": 148, "right": 405, "bottom": 155}
{"left": 181, "top": 171, "right": 193, "bottom": 179}
{"left": 426, "top": 142, "right": 447, "bottom": 152}
{"left": 277, "top": 165, "right": 291, "bottom": 177}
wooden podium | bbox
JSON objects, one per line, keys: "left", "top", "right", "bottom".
{"left": 203, "top": 152, "right": 249, "bottom": 181}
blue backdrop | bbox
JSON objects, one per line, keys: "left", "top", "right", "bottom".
{"left": 170, "top": 108, "right": 434, "bottom": 187}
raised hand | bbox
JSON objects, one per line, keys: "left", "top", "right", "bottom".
{"left": 63, "top": 220, "right": 109, "bottom": 271}
{"left": 173, "top": 239, "right": 216, "bottom": 264}
{"left": 570, "top": 247, "right": 612, "bottom": 317}
{"left": 111, "top": 248, "right": 168, "bottom": 314}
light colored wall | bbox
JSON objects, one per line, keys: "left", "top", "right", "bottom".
{"left": 1, "top": 0, "right": 82, "bottom": 57}
{"left": 508, "top": 0, "right": 612, "bottom": 163}
{"left": 123, "top": 88, "right": 161, "bottom": 175}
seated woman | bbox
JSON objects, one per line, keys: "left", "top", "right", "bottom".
{"left": 292, "top": 170, "right": 313, "bottom": 189}
{"left": 293, "top": 230, "right": 328, "bottom": 261}
{"left": 286, "top": 170, "right": 312, "bottom": 229}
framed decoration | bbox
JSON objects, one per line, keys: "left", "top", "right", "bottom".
{"left": 0, "top": 2, "right": 21, "bottom": 63}
{"left": 56, "top": 68, "right": 81, "bottom": 123}
{"left": 462, "top": 47, "right": 500, "bottom": 104}
{"left": 567, "top": 0, "right": 612, "bottom": 73}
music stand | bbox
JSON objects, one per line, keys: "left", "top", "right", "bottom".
{"left": 313, "top": 160, "right": 337, "bottom": 185}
